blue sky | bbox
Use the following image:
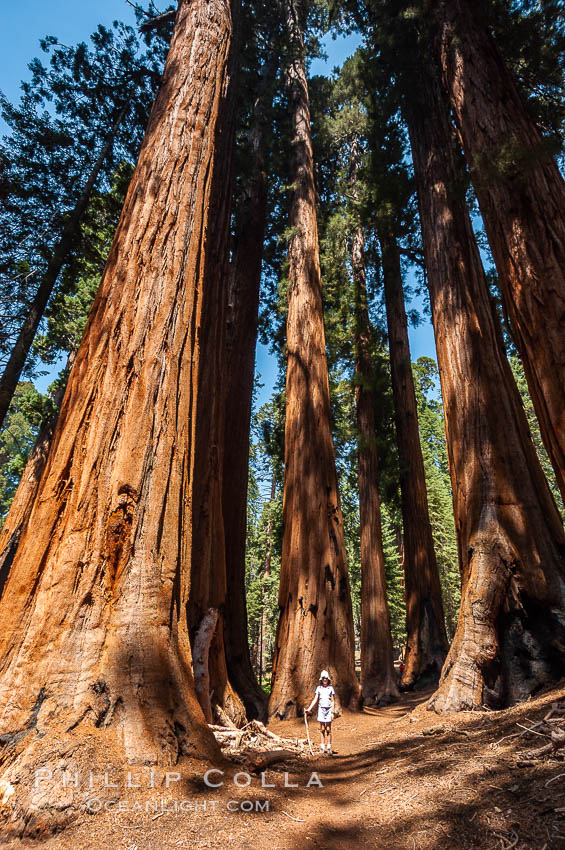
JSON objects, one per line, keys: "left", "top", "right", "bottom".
{"left": 0, "top": 3, "right": 437, "bottom": 398}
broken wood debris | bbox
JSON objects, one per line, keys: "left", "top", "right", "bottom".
{"left": 208, "top": 719, "right": 309, "bottom": 764}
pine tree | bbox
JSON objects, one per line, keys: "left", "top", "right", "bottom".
{"left": 0, "top": 21, "right": 167, "bottom": 426}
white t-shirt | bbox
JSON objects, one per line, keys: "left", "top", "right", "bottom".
{"left": 316, "top": 685, "right": 335, "bottom": 708}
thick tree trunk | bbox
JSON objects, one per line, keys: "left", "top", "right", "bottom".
{"left": 435, "top": 0, "right": 565, "bottom": 501}
{"left": 380, "top": 232, "right": 448, "bottom": 689}
{"left": 221, "top": 78, "right": 273, "bottom": 722}
{"left": 352, "top": 226, "right": 399, "bottom": 706}
{"left": 183, "top": 0, "right": 246, "bottom": 728}
{"left": 0, "top": 0, "right": 239, "bottom": 829}
{"left": 268, "top": 0, "right": 360, "bottom": 719}
{"left": 0, "top": 104, "right": 127, "bottom": 430}
{"left": 407, "top": 58, "right": 565, "bottom": 713}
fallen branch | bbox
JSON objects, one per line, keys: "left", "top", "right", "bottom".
{"left": 281, "top": 811, "right": 305, "bottom": 822}
{"left": 545, "top": 773, "right": 565, "bottom": 787}
{"left": 527, "top": 727, "right": 565, "bottom": 759}
{"left": 246, "top": 749, "right": 297, "bottom": 772}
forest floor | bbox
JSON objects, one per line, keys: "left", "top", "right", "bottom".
{"left": 4, "top": 681, "right": 565, "bottom": 849}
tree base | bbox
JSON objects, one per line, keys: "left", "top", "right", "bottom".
{"left": 361, "top": 674, "right": 399, "bottom": 707}
{"left": 428, "top": 558, "right": 565, "bottom": 714}
{"left": 0, "top": 716, "right": 222, "bottom": 840}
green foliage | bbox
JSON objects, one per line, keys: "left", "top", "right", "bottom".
{"left": 412, "top": 357, "right": 461, "bottom": 638}
{"left": 245, "top": 393, "right": 285, "bottom": 682}
{"left": 381, "top": 503, "right": 405, "bottom": 650}
{"left": 0, "top": 382, "right": 52, "bottom": 523}
{"left": 0, "top": 20, "right": 166, "bottom": 370}
{"left": 509, "top": 355, "right": 565, "bottom": 520}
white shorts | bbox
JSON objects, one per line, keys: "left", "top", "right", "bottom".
{"left": 318, "top": 705, "right": 332, "bottom": 723}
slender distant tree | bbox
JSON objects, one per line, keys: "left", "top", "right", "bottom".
{"left": 408, "top": 50, "right": 565, "bottom": 712}
{"left": 379, "top": 228, "right": 449, "bottom": 688}
{"left": 413, "top": 357, "right": 461, "bottom": 638}
{"left": 269, "top": 0, "right": 360, "bottom": 718}
{"left": 0, "top": 0, "right": 240, "bottom": 828}
{"left": 353, "top": 221, "right": 399, "bottom": 704}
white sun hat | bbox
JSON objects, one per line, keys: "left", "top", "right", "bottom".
{"left": 319, "top": 669, "right": 331, "bottom": 680}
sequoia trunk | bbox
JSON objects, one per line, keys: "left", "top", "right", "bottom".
{"left": 435, "top": 0, "right": 565, "bottom": 500}
{"left": 353, "top": 226, "right": 399, "bottom": 705}
{"left": 0, "top": 104, "right": 127, "bottom": 430}
{"left": 407, "top": 58, "right": 565, "bottom": 713}
{"left": 221, "top": 79, "right": 272, "bottom": 722}
{"left": 380, "top": 232, "right": 448, "bottom": 689}
{"left": 0, "top": 0, "right": 239, "bottom": 827}
{"left": 268, "top": 0, "right": 360, "bottom": 719}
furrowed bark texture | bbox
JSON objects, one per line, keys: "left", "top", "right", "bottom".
{"left": 221, "top": 84, "right": 271, "bottom": 722}
{"left": 353, "top": 226, "right": 399, "bottom": 706}
{"left": 0, "top": 105, "right": 127, "bottom": 430}
{"left": 380, "top": 232, "right": 448, "bottom": 689}
{"left": 269, "top": 0, "right": 360, "bottom": 719}
{"left": 436, "top": 0, "right": 565, "bottom": 501}
{"left": 0, "top": 0, "right": 239, "bottom": 818}
{"left": 407, "top": 62, "right": 565, "bottom": 714}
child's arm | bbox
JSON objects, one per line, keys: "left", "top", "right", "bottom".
{"left": 306, "top": 690, "right": 318, "bottom": 714}
{"left": 330, "top": 691, "right": 335, "bottom": 719}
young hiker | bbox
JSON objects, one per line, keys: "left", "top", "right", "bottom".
{"left": 306, "top": 670, "right": 335, "bottom": 755}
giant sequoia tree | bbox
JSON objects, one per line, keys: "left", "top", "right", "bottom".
{"left": 269, "top": 0, "right": 360, "bottom": 718}
{"left": 352, "top": 223, "right": 399, "bottom": 705}
{"left": 380, "top": 229, "right": 448, "bottom": 688}
{"left": 407, "top": 52, "right": 565, "bottom": 713}
{"left": 221, "top": 6, "right": 279, "bottom": 721}
{"left": 0, "top": 0, "right": 239, "bottom": 826}
{"left": 434, "top": 0, "right": 565, "bottom": 501}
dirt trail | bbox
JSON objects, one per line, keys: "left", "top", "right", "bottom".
{"left": 4, "top": 684, "right": 565, "bottom": 849}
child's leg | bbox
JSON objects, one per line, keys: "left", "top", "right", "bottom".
{"left": 319, "top": 724, "right": 325, "bottom": 751}
{"left": 327, "top": 722, "right": 332, "bottom": 753}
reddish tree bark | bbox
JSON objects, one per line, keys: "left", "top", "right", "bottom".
{"left": 352, "top": 226, "right": 399, "bottom": 705}
{"left": 0, "top": 0, "right": 240, "bottom": 828}
{"left": 268, "top": 0, "right": 360, "bottom": 719}
{"left": 380, "top": 231, "right": 448, "bottom": 689}
{"left": 435, "top": 0, "right": 565, "bottom": 501}
{"left": 407, "top": 58, "right": 565, "bottom": 713}
{"left": 221, "top": 77, "right": 273, "bottom": 722}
